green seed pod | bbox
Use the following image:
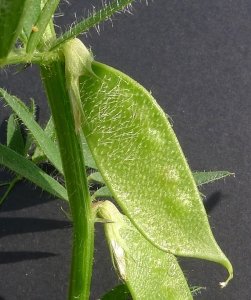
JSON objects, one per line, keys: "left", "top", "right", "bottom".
{"left": 79, "top": 59, "right": 232, "bottom": 287}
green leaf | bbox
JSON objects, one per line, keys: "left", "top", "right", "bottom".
{"left": 49, "top": 0, "right": 135, "bottom": 51}
{"left": 88, "top": 172, "right": 105, "bottom": 184}
{"left": 80, "top": 61, "right": 233, "bottom": 286}
{"left": 0, "top": 88, "right": 63, "bottom": 174}
{"left": 0, "top": 144, "right": 68, "bottom": 201}
{"left": 26, "top": 0, "right": 60, "bottom": 53}
{"left": 98, "top": 201, "right": 193, "bottom": 300}
{"left": 0, "top": 0, "right": 34, "bottom": 62}
{"left": 30, "top": 116, "right": 98, "bottom": 169}
{"left": 7, "top": 114, "right": 25, "bottom": 155}
{"left": 43, "top": 116, "right": 56, "bottom": 141}
{"left": 193, "top": 171, "right": 234, "bottom": 186}
{"left": 100, "top": 284, "right": 131, "bottom": 300}
{"left": 20, "top": 0, "right": 41, "bottom": 45}
{"left": 92, "top": 186, "right": 113, "bottom": 200}
{"left": 81, "top": 132, "right": 98, "bottom": 169}
{"left": 32, "top": 116, "right": 56, "bottom": 162}
{"left": 23, "top": 99, "right": 36, "bottom": 157}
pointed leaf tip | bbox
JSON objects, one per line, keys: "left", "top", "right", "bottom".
{"left": 219, "top": 270, "right": 233, "bottom": 289}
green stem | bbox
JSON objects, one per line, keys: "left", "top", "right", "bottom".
{"left": 39, "top": 61, "right": 94, "bottom": 300}
{"left": 0, "top": 48, "right": 59, "bottom": 68}
{"left": 0, "top": 175, "right": 22, "bottom": 205}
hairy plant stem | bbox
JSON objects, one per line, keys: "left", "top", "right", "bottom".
{"left": 40, "top": 61, "right": 94, "bottom": 300}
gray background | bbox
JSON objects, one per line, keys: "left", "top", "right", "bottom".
{"left": 0, "top": 1, "right": 250, "bottom": 299}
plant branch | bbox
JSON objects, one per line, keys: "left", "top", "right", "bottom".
{"left": 49, "top": 0, "right": 135, "bottom": 51}
{"left": 0, "top": 48, "right": 59, "bottom": 68}
{"left": 0, "top": 175, "right": 22, "bottom": 205}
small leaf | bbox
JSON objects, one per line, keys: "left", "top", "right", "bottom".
{"left": 20, "top": 0, "right": 41, "bottom": 45}
{"left": 0, "top": 88, "right": 63, "bottom": 174}
{"left": 0, "top": 144, "right": 68, "bottom": 201}
{"left": 7, "top": 114, "right": 25, "bottom": 155}
{"left": 81, "top": 132, "right": 98, "bottom": 169}
{"left": 92, "top": 186, "right": 113, "bottom": 199}
{"left": 32, "top": 116, "right": 56, "bottom": 162}
{"left": 88, "top": 172, "right": 105, "bottom": 184}
{"left": 100, "top": 284, "right": 131, "bottom": 300}
{"left": 43, "top": 116, "right": 56, "bottom": 141}
{"left": 26, "top": 0, "right": 60, "bottom": 53}
{"left": 23, "top": 99, "right": 36, "bottom": 156}
{"left": 98, "top": 201, "right": 193, "bottom": 300}
{"left": 80, "top": 61, "right": 233, "bottom": 285}
{"left": 193, "top": 171, "right": 234, "bottom": 186}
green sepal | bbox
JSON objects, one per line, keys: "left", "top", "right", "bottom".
{"left": 98, "top": 201, "right": 193, "bottom": 300}
{"left": 62, "top": 38, "right": 98, "bottom": 133}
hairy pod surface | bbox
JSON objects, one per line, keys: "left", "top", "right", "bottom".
{"left": 79, "top": 61, "right": 232, "bottom": 285}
